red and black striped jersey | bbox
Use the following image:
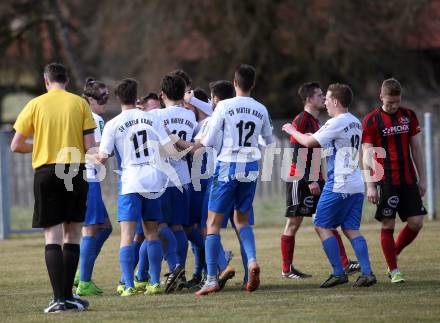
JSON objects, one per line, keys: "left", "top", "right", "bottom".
{"left": 362, "top": 107, "right": 421, "bottom": 185}
{"left": 289, "top": 111, "right": 322, "bottom": 181}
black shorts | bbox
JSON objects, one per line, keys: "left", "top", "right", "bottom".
{"left": 375, "top": 183, "right": 427, "bottom": 222}
{"left": 285, "top": 180, "right": 324, "bottom": 217}
{"left": 33, "top": 164, "right": 88, "bottom": 228}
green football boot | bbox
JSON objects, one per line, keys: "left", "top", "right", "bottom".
{"left": 390, "top": 270, "right": 405, "bottom": 284}
{"left": 134, "top": 277, "right": 150, "bottom": 292}
{"left": 76, "top": 280, "right": 103, "bottom": 296}
{"left": 145, "top": 283, "right": 164, "bottom": 295}
{"left": 120, "top": 287, "right": 138, "bottom": 297}
{"left": 117, "top": 282, "right": 126, "bottom": 295}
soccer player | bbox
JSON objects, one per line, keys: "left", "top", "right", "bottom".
{"left": 282, "top": 83, "right": 376, "bottom": 288}
{"left": 138, "top": 92, "right": 161, "bottom": 112}
{"left": 98, "top": 78, "right": 175, "bottom": 296}
{"left": 183, "top": 88, "right": 212, "bottom": 288}
{"left": 159, "top": 73, "right": 197, "bottom": 290}
{"left": 362, "top": 78, "right": 426, "bottom": 283}
{"left": 11, "top": 63, "right": 93, "bottom": 312}
{"left": 196, "top": 64, "right": 273, "bottom": 295}
{"left": 176, "top": 81, "right": 241, "bottom": 290}
{"left": 281, "top": 82, "right": 359, "bottom": 279}
{"left": 75, "top": 78, "right": 113, "bottom": 296}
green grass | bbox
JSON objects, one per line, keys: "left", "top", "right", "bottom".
{"left": 1, "top": 218, "right": 440, "bottom": 322}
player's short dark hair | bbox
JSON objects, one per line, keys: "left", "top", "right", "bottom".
{"left": 193, "top": 88, "right": 209, "bottom": 103}
{"left": 44, "top": 62, "right": 68, "bottom": 83}
{"left": 298, "top": 82, "right": 321, "bottom": 103}
{"left": 171, "top": 69, "right": 192, "bottom": 88}
{"left": 161, "top": 74, "right": 185, "bottom": 101}
{"left": 381, "top": 78, "right": 402, "bottom": 96}
{"left": 209, "top": 80, "right": 235, "bottom": 101}
{"left": 139, "top": 92, "right": 159, "bottom": 104}
{"left": 234, "top": 64, "right": 256, "bottom": 92}
{"left": 115, "top": 78, "right": 138, "bottom": 105}
{"left": 328, "top": 83, "right": 353, "bottom": 108}
{"left": 83, "top": 77, "right": 107, "bottom": 103}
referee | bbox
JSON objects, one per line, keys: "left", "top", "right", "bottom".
{"left": 11, "top": 63, "right": 96, "bottom": 313}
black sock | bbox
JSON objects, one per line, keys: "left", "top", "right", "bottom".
{"left": 63, "top": 243, "right": 80, "bottom": 300}
{"left": 45, "top": 244, "right": 65, "bottom": 302}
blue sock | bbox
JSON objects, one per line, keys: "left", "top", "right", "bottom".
{"left": 79, "top": 236, "right": 97, "bottom": 282}
{"left": 205, "top": 234, "right": 220, "bottom": 277}
{"left": 147, "top": 240, "right": 163, "bottom": 285}
{"left": 119, "top": 245, "right": 135, "bottom": 288}
{"left": 351, "top": 236, "right": 372, "bottom": 275}
{"left": 239, "top": 226, "right": 257, "bottom": 265}
{"left": 95, "top": 227, "right": 112, "bottom": 256}
{"left": 174, "top": 230, "right": 188, "bottom": 269}
{"left": 187, "top": 228, "right": 205, "bottom": 276}
{"left": 240, "top": 242, "right": 248, "bottom": 283}
{"left": 137, "top": 240, "right": 149, "bottom": 281}
{"left": 322, "top": 236, "right": 344, "bottom": 276}
{"left": 119, "top": 240, "right": 142, "bottom": 284}
{"left": 133, "top": 240, "right": 142, "bottom": 270}
{"left": 217, "top": 242, "right": 228, "bottom": 272}
{"left": 159, "top": 227, "right": 178, "bottom": 271}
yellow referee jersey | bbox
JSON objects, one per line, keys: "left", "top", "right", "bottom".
{"left": 13, "top": 88, "right": 96, "bottom": 169}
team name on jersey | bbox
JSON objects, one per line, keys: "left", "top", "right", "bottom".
{"left": 227, "top": 107, "right": 264, "bottom": 120}
{"left": 164, "top": 118, "right": 194, "bottom": 129}
{"left": 118, "top": 118, "right": 153, "bottom": 132}
{"left": 343, "top": 122, "right": 361, "bottom": 133}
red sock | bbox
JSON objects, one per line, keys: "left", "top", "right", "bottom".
{"left": 281, "top": 235, "right": 295, "bottom": 273}
{"left": 395, "top": 225, "right": 419, "bottom": 256}
{"left": 381, "top": 228, "right": 397, "bottom": 271}
{"left": 332, "top": 230, "right": 349, "bottom": 268}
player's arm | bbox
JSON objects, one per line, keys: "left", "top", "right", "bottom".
{"left": 158, "top": 129, "right": 192, "bottom": 159}
{"left": 83, "top": 132, "right": 96, "bottom": 152}
{"left": 362, "top": 142, "right": 379, "bottom": 204}
{"left": 199, "top": 105, "right": 224, "bottom": 148}
{"left": 96, "top": 123, "right": 114, "bottom": 165}
{"left": 282, "top": 123, "right": 320, "bottom": 148}
{"left": 10, "top": 131, "right": 33, "bottom": 153}
{"left": 410, "top": 133, "right": 426, "bottom": 196}
{"left": 260, "top": 111, "right": 275, "bottom": 147}
{"left": 185, "top": 91, "right": 212, "bottom": 115}
{"left": 172, "top": 135, "right": 204, "bottom": 155}
{"left": 11, "top": 103, "right": 34, "bottom": 153}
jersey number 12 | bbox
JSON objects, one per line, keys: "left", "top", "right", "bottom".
{"left": 236, "top": 120, "right": 256, "bottom": 147}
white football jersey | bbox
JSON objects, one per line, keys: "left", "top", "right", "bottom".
{"left": 161, "top": 105, "right": 197, "bottom": 186}
{"left": 200, "top": 96, "right": 272, "bottom": 162}
{"left": 85, "top": 112, "right": 105, "bottom": 181}
{"left": 312, "top": 112, "right": 364, "bottom": 193}
{"left": 99, "top": 108, "right": 171, "bottom": 195}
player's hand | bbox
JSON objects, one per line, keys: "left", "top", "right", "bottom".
{"left": 366, "top": 185, "right": 378, "bottom": 204}
{"left": 418, "top": 178, "right": 427, "bottom": 197}
{"left": 282, "top": 123, "right": 296, "bottom": 136}
{"left": 184, "top": 90, "right": 194, "bottom": 103}
{"left": 164, "top": 125, "right": 172, "bottom": 135}
{"left": 308, "top": 182, "right": 321, "bottom": 196}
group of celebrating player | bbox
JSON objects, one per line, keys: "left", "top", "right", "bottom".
{"left": 12, "top": 63, "right": 427, "bottom": 312}
{"left": 74, "top": 65, "right": 272, "bottom": 299}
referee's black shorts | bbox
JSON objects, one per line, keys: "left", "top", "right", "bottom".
{"left": 33, "top": 164, "right": 88, "bottom": 228}
{"left": 285, "top": 179, "right": 324, "bottom": 217}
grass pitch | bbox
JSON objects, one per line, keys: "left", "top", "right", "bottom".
{"left": 1, "top": 219, "right": 440, "bottom": 322}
